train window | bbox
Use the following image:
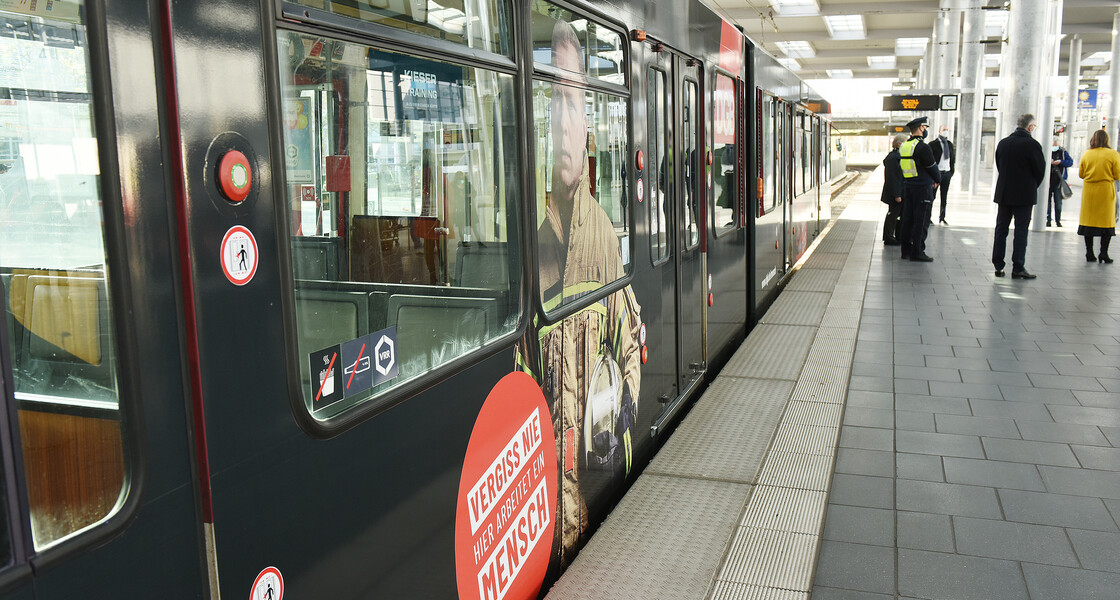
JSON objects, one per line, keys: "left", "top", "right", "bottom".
{"left": 0, "top": 3, "right": 128, "bottom": 549}
{"left": 682, "top": 80, "right": 699, "bottom": 249}
{"left": 288, "top": 0, "right": 512, "bottom": 57}
{"left": 530, "top": 1, "right": 624, "bottom": 86}
{"left": 647, "top": 68, "right": 669, "bottom": 262}
{"left": 711, "top": 73, "right": 738, "bottom": 234}
{"left": 531, "top": 17, "right": 630, "bottom": 312}
{"left": 278, "top": 32, "right": 522, "bottom": 420}
{"left": 760, "top": 96, "right": 776, "bottom": 214}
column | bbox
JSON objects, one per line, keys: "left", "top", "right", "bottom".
{"left": 999, "top": 0, "right": 1047, "bottom": 132}
{"left": 1107, "top": 11, "right": 1120, "bottom": 147}
{"left": 927, "top": 19, "right": 941, "bottom": 91}
{"left": 1064, "top": 36, "right": 1081, "bottom": 150}
{"left": 943, "top": 8, "right": 963, "bottom": 134}
{"left": 1031, "top": 0, "right": 1064, "bottom": 232}
{"left": 958, "top": 0, "right": 985, "bottom": 192}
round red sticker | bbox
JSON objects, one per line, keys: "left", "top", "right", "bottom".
{"left": 455, "top": 372, "right": 557, "bottom": 600}
{"left": 249, "top": 566, "right": 283, "bottom": 600}
{"left": 220, "top": 225, "right": 259, "bottom": 286}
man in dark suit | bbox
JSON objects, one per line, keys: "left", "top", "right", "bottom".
{"left": 992, "top": 113, "right": 1047, "bottom": 279}
{"left": 881, "top": 133, "right": 906, "bottom": 245}
{"left": 928, "top": 125, "right": 955, "bottom": 225}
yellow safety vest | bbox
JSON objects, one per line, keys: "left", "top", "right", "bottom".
{"left": 899, "top": 139, "right": 919, "bottom": 178}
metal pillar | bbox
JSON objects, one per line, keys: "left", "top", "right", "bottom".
{"left": 958, "top": 0, "right": 984, "bottom": 193}
{"left": 1107, "top": 11, "right": 1120, "bottom": 147}
{"left": 928, "top": 19, "right": 941, "bottom": 91}
{"left": 944, "top": 8, "right": 962, "bottom": 134}
{"left": 1064, "top": 36, "right": 1081, "bottom": 150}
{"left": 1000, "top": 0, "right": 1047, "bottom": 132}
{"left": 1032, "top": 0, "right": 1064, "bottom": 232}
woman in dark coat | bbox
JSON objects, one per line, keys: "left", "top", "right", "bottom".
{"left": 881, "top": 133, "right": 907, "bottom": 245}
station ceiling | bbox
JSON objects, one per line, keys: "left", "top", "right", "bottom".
{"left": 707, "top": 0, "right": 1117, "bottom": 84}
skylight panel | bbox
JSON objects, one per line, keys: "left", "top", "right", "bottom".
{"left": 824, "top": 15, "right": 865, "bottom": 40}
{"left": 827, "top": 69, "right": 853, "bottom": 78}
{"left": 777, "top": 41, "right": 816, "bottom": 59}
{"left": 867, "top": 56, "right": 897, "bottom": 69}
{"left": 769, "top": 0, "right": 820, "bottom": 17}
{"left": 895, "top": 38, "right": 929, "bottom": 57}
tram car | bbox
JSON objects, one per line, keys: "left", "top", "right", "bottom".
{"left": 0, "top": 0, "right": 832, "bottom": 597}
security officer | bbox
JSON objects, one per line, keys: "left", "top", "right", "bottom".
{"left": 898, "top": 116, "right": 941, "bottom": 262}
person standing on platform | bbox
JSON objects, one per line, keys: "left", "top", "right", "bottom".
{"left": 1047, "top": 139, "right": 1073, "bottom": 227}
{"left": 1077, "top": 129, "right": 1120, "bottom": 263}
{"left": 992, "top": 113, "right": 1046, "bottom": 279}
{"left": 881, "top": 133, "right": 906, "bottom": 245}
{"left": 898, "top": 116, "right": 940, "bottom": 262}
{"left": 928, "top": 125, "right": 955, "bottom": 225}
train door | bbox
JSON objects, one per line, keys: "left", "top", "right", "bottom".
{"left": 675, "top": 57, "right": 705, "bottom": 399}
{"left": 0, "top": 1, "right": 207, "bottom": 597}
{"left": 645, "top": 48, "right": 705, "bottom": 434}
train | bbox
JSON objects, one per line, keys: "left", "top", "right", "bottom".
{"left": 0, "top": 0, "right": 834, "bottom": 597}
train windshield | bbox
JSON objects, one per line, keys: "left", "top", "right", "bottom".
{"left": 278, "top": 32, "right": 522, "bottom": 421}
{"left": 0, "top": 3, "right": 127, "bottom": 550}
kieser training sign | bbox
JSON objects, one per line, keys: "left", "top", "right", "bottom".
{"left": 455, "top": 372, "right": 558, "bottom": 600}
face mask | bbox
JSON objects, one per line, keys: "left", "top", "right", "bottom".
{"left": 1053, "top": 144, "right": 1060, "bottom": 151}
{"left": 921, "top": 129, "right": 929, "bottom": 139}
{"left": 941, "top": 131, "right": 950, "bottom": 138}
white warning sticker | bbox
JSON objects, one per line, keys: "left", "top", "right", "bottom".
{"left": 220, "top": 225, "right": 259, "bottom": 286}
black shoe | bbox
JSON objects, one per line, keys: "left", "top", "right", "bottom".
{"left": 1046, "top": 221, "right": 1051, "bottom": 227}
{"left": 940, "top": 219, "right": 948, "bottom": 225}
{"left": 995, "top": 270, "right": 1005, "bottom": 277}
{"left": 910, "top": 253, "right": 934, "bottom": 262}
{"left": 1057, "top": 222, "right": 1063, "bottom": 227}
{"left": 1101, "top": 254, "right": 1114, "bottom": 264}
{"left": 1011, "top": 270, "right": 1037, "bottom": 279}
{"left": 1087, "top": 253, "right": 1097, "bottom": 262}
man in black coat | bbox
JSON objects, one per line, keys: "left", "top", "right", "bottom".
{"left": 992, "top": 113, "right": 1047, "bottom": 279}
{"left": 881, "top": 133, "right": 907, "bottom": 245}
{"left": 928, "top": 125, "right": 955, "bottom": 225}
{"left": 899, "top": 116, "right": 941, "bottom": 262}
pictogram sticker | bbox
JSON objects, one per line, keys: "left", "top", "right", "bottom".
{"left": 220, "top": 225, "right": 259, "bottom": 286}
{"left": 309, "top": 345, "right": 343, "bottom": 409}
{"left": 250, "top": 566, "right": 284, "bottom": 600}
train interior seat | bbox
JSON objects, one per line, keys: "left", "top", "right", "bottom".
{"left": 386, "top": 294, "right": 496, "bottom": 379}
{"left": 454, "top": 241, "right": 508, "bottom": 289}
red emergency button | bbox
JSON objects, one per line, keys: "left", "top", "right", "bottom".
{"left": 636, "top": 150, "right": 645, "bottom": 171}
{"left": 708, "top": 293, "right": 714, "bottom": 307}
{"left": 218, "top": 150, "right": 252, "bottom": 203}
{"left": 641, "top": 346, "right": 649, "bottom": 364}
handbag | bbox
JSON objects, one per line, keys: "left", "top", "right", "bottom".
{"left": 1059, "top": 179, "right": 1073, "bottom": 200}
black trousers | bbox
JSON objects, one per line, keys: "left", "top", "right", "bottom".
{"left": 992, "top": 204, "right": 1033, "bottom": 271}
{"left": 938, "top": 171, "right": 952, "bottom": 220}
{"left": 901, "top": 184, "right": 934, "bottom": 257}
{"left": 883, "top": 200, "right": 902, "bottom": 242}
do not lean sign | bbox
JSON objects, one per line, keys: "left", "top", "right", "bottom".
{"left": 220, "top": 225, "right": 259, "bottom": 286}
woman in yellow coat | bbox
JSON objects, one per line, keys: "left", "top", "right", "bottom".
{"left": 1078, "top": 130, "right": 1120, "bottom": 263}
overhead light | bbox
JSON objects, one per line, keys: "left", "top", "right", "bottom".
{"left": 776, "top": 41, "right": 815, "bottom": 59}
{"left": 827, "top": 69, "right": 853, "bottom": 78}
{"left": 1082, "top": 52, "right": 1112, "bottom": 66}
{"left": 769, "top": 0, "right": 820, "bottom": 17}
{"left": 985, "top": 10, "right": 1008, "bottom": 38}
{"left": 867, "top": 56, "right": 897, "bottom": 69}
{"left": 895, "top": 37, "right": 929, "bottom": 57}
{"left": 824, "top": 15, "right": 865, "bottom": 40}
{"left": 778, "top": 57, "right": 801, "bottom": 70}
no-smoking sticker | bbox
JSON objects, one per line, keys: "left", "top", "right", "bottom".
{"left": 221, "top": 225, "right": 259, "bottom": 286}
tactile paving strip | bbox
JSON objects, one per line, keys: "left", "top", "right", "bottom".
{"left": 756, "top": 452, "right": 834, "bottom": 491}
{"left": 544, "top": 475, "right": 750, "bottom": 600}
{"left": 812, "top": 236, "right": 854, "bottom": 254}
{"left": 780, "top": 400, "right": 843, "bottom": 427}
{"left": 646, "top": 378, "right": 794, "bottom": 483}
{"left": 715, "top": 527, "right": 819, "bottom": 591}
{"left": 819, "top": 307, "right": 862, "bottom": 328}
{"left": 740, "top": 486, "right": 828, "bottom": 534}
{"left": 709, "top": 582, "right": 808, "bottom": 600}
{"left": 760, "top": 292, "right": 831, "bottom": 327}
{"left": 768, "top": 424, "right": 840, "bottom": 456}
{"left": 785, "top": 269, "right": 841, "bottom": 292}
{"left": 802, "top": 252, "right": 847, "bottom": 270}
{"left": 722, "top": 325, "right": 817, "bottom": 380}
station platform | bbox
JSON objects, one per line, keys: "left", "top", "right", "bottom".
{"left": 545, "top": 168, "right": 1120, "bottom": 600}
